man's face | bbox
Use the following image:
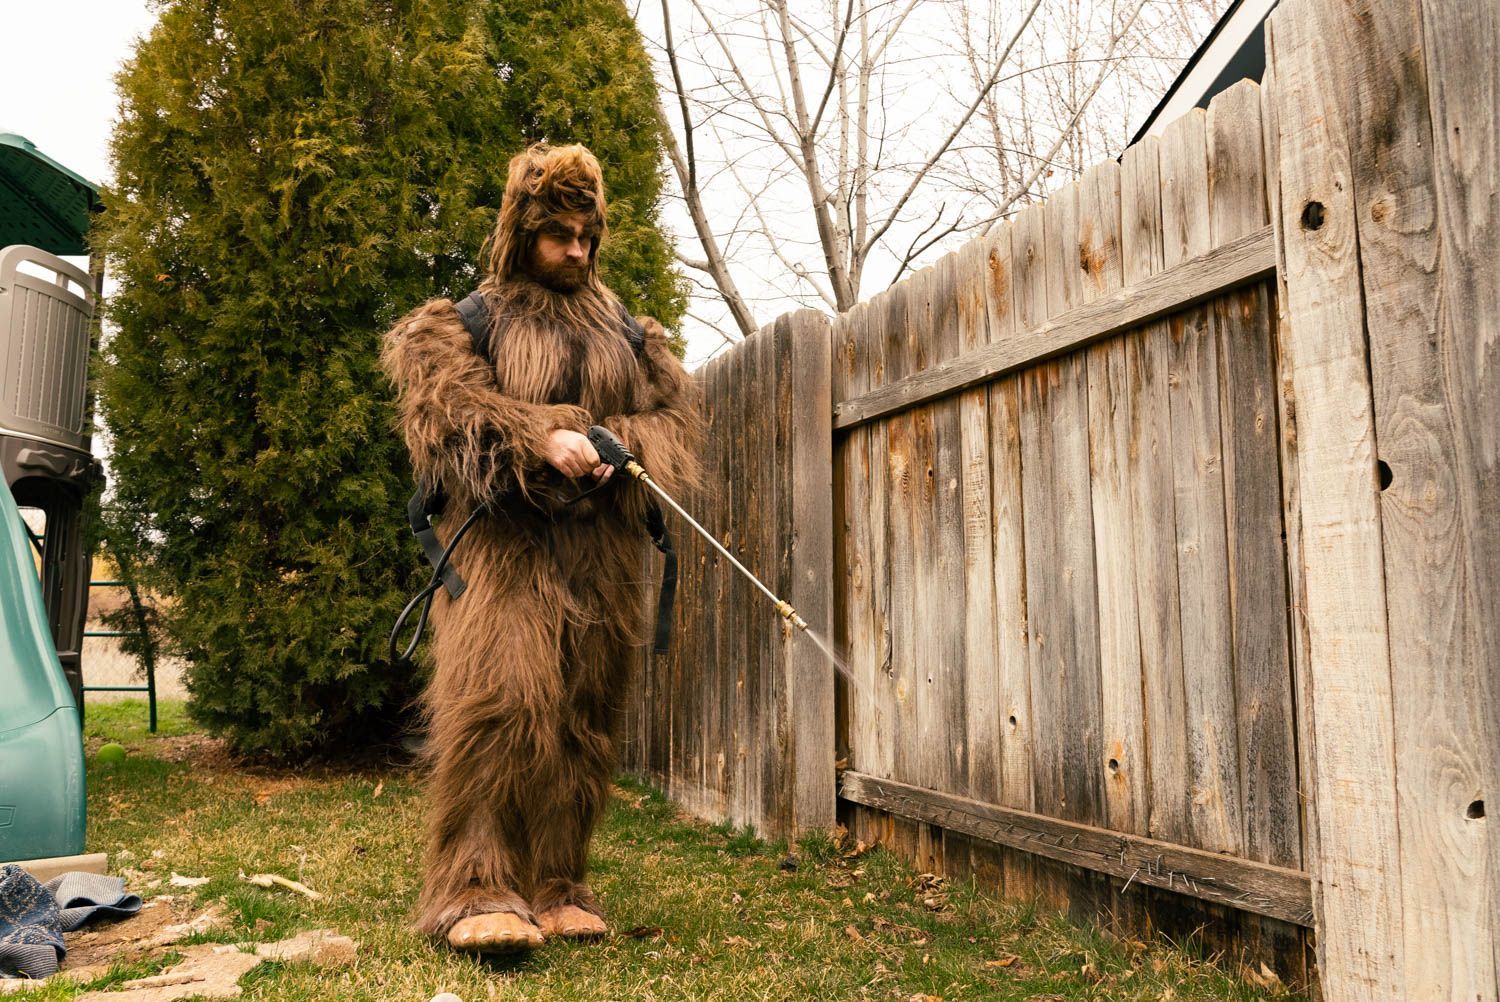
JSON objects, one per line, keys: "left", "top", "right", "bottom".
{"left": 527, "top": 211, "right": 597, "bottom": 292}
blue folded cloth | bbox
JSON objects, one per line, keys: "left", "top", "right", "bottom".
{"left": 0, "top": 864, "right": 141, "bottom": 980}
{"left": 46, "top": 870, "right": 142, "bottom": 931}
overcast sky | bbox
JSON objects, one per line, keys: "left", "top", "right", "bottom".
{"left": 3, "top": 1, "right": 1216, "bottom": 370}
{"left": 1, "top": 2, "right": 157, "bottom": 195}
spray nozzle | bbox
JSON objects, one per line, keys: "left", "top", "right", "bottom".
{"left": 587, "top": 425, "right": 637, "bottom": 474}
{"left": 774, "top": 600, "right": 808, "bottom": 631}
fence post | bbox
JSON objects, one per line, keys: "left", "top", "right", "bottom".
{"left": 779, "top": 310, "right": 836, "bottom": 835}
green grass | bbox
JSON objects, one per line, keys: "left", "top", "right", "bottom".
{"left": 37, "top": 699, "right": 1305, "bottom": 1001}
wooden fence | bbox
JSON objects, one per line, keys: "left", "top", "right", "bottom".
{"left": 622, "top": 0, "right": 1497, "bottom": 996}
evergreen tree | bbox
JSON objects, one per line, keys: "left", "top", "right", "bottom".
{"left": 98, "top": 0, "right": 686, "bottom": 756}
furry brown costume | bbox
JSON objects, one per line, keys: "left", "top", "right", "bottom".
{"left": 380, "top": 144, "right": 702, "bottom": 944}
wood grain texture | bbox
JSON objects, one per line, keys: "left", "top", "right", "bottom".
{"left": 1260, "top": 61, "right": 1323, "bottom": 985}
{"left": 1118, "top": 136, "right": 1192, "bottom": 852}
{"left": 1328, "top": 1, "right": 1494, "bottom": 995}
{"left": 1267, "top": 2, "right": 1405, "bottom": 995}
{"left": 786, "top": 309, "right": 836, "bottom": 833}
{"left": 1206, "top": 77, "right": 1306, "bottom": 987}
{"left": 955, "top": 237, "right": 1001, "bottom": 887}
{"left": 1025, "top": 182, "right": 1108, "bottom": 919}
{"left": 882, "top": 274, "right": 923, "bottom": 861}
{"left": 981, "top": 222, "right": 1038, "bottom": 900}
{"left": 768, "top": 315, "right": 792, "bottom": 833}
{"left": 832, "top": 228, "right": 1275, "bottom": 428}
{"left": 1416, "top": 0, "right": 1500, "bottom": 992}
{"left": 1207, "top": 79, "right": 1300, "bottom": 873}
{"left": 930, "top": 251, "right": 968, "bottom": 802}
{"left": 1160, "top": 107, "right": 1243, "bottom": 858}
{"left": 907, "top": 258, "right": 950, "bottom": 874}
{"left": 726, "top": 344, "right": 748, "bottom": 827}
{"left": 833, "top": 302, "right": 872, "bottom": 783}
{"left": 709, "top": 353, "right": 731, "bottom": 817}
{"left": 851, "top": 287, "right": 898, "bottom": 851}
{"left": 1076, "top": 157, "right": 1155, "bottom": 934}
{"left": 840, "top": 771, "right": 1314, "bottom": 927}
{"left": 1008, "top": 200, "right": 1070, "bottom": 911}
{"left": 748, "top": 331, "right": 765, "bottom": 828}
{"left": 1077, "top": 160, "right": 1149, "bottom": 841}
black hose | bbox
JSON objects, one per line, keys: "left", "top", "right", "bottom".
{"left": 387, "top": 503, "right": 487, "bottom": 666}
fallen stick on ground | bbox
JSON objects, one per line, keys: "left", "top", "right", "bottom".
{"left": 238, "top": 872, "right": 323, "bottom": 900}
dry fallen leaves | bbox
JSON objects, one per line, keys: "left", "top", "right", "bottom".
{"left": 1244, "top": 961, "right": 1283, "bottom": 990}
{"left": 983, "top": 955, "right": 1019, "bottom": 969}
{"left": 620, "top": 926, "right": 663, "bottom": 940}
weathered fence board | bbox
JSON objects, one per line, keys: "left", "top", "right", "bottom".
{"left": 1206, "top": 77, "right": 1305, "bottom": 979}
{"left": 1161, "top": 107, "right": 1245, "bottom": 860}
{"left": 625, "top": 3, "right": 1497, "bottom": 992}
{"left": 1206, "top": 79, "right": 1300, "bottom": 874}
{"left": 980, "top": 223, "right": 1038, "bottom": 900}
{"left": 1118, "top": 134, "right": 1192, "bottom": 855}
{"left": 1266, "top": 3, "right": 1404, "bottom": 996}
{"left": 956, "top": 237, "right": 1000, "bottom": 887}
{"left": 1417, "top": 0, "right": 1500, "bottom": 992}
{"left": 1074, "top": 158, "right": 1152, "bottom": 935}
{"left": 1325, "top": 0, "right": 1494, "bottom": 996}
{"left": 784, "top": 311, "right": 835, "bottom": 833}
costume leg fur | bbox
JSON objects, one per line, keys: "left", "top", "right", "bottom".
{"left": 413, "top": 517, "right": 647, "bottom": 936}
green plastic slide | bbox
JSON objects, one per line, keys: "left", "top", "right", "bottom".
{"left": 0, "top": 476, "right": 85, "bottom": 864}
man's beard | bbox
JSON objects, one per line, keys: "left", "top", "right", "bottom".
{"left": 528, "top": 258, "right": 590, "bottom": 293}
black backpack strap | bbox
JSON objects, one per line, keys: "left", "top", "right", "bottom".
{"left": 644, "top": 500, "right": 676, "bottom": 655}
{"left": 455, "top": 290, "right": 493, "bottom": 361}
{"left": 407, "top": 485, "right": 466, "bottom": 599}
{"left": 617, "top": 302, "right": 646, "bottom": 357}
{"left": 416, "top": 290, "right": 663, "bottom": 632}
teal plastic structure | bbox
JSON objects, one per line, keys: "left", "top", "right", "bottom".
{"left": 0, "top": 475, "right": 85, "bottom": 864}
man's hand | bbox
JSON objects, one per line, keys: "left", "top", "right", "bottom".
{"left": 544, "top": 428, "right": 613, "bottom": 481}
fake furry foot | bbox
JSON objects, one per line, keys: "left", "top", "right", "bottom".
{"left": 446, "top": 912, "right": 544, "bottom": 953}
{"left": 536, "top": 905, "right": 609, "bottom": 940}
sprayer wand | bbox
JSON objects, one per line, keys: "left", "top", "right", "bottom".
{"left": 588, "top": 426, "right": 809, "bottom": 633}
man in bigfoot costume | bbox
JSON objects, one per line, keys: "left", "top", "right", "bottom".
{"left": 381, "top": 143, "right": 702, "bottom": 952}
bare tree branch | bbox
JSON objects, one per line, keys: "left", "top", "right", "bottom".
{"left": 858, "top": 0, "right": 1044, "bottom": 260}
{"left": 657, "top": 0, "right": 759, "bottom": 337}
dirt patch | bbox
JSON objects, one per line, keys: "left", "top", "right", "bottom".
{"left": 58, "top": 897, "right": 225, "bottom": 977}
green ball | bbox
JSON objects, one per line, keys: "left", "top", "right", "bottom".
{"left": 96, "top": 743, "right": 128, "bottom": 766}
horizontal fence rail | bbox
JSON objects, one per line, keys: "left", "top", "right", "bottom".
{"left": 839, "top": 771, "right": 1314, "bottom": 927}
{"left": 832, "top": 225, "right": 1276, "bottom": 429}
